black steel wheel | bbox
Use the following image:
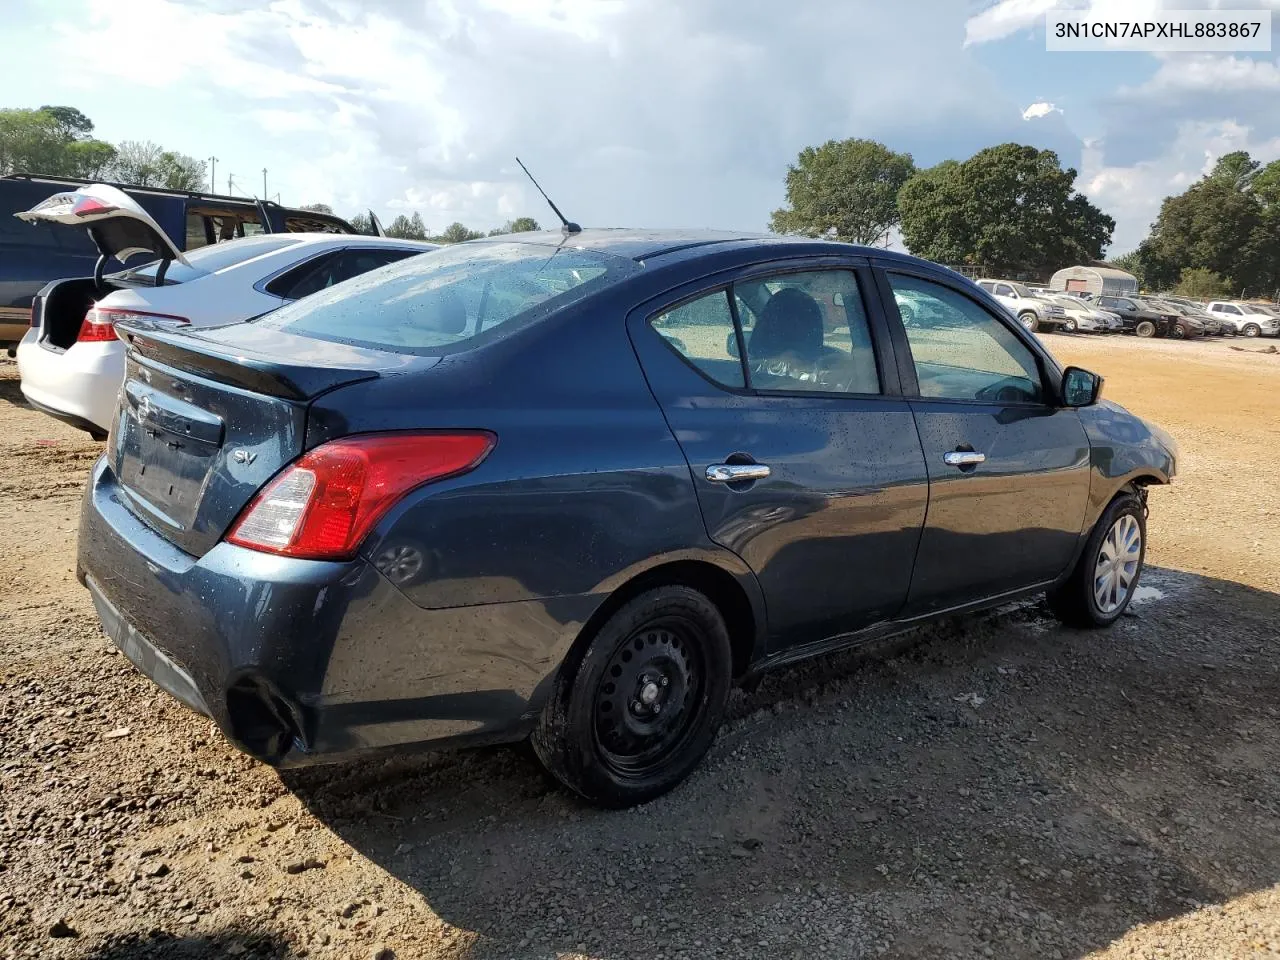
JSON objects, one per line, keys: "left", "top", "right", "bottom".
{"left": 532, "top": 585, "right": 732, "bottom": 807}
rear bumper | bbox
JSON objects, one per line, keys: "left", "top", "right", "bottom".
{"left": 78, "top": 457, "right": 591, "bottom": 766}
{"left": 16, "top": 331, "right": 123, "bottom": 434}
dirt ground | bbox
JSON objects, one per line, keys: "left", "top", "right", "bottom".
{"left": 2, "top": 333, "right": 1279, "bottom": 960}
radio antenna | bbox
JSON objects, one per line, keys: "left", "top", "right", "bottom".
{"left": 515, "top": 157, "right": 580, "bottom": 235}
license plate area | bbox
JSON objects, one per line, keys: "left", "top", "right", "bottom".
{"left": 116, "top": 381, "right": 224, "bottom": 530}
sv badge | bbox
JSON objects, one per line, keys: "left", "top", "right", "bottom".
{"left": 231, "top": 449, "right": 257, "bottom": 465}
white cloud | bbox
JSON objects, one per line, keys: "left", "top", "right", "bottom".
{"left": 1022, "top": 101, "right": 1063, "bottom": 120}
{"left": 1081, "top": 119, "right": 1280, "bottom": 252}
{"left": 49, "top": 0, "right": 1081, "bottom": 234}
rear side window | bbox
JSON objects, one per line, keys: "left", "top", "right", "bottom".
{"left": 649, "top": 269, "right": 880, "bottom": 396}
{"left": 267, "top": 248, "right": 421, "bottom": 300}
{"left": 651, "top": 291, "right": 744, "bottom": 388}
{"left": 257, "top": 242, "right": 638, "bottom": 354}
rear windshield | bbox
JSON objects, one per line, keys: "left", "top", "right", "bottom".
{"left": 256, "top": 241, "right": 639, "bottom": 354}
{"left": 109, "top": 235, "right": 302, "bottom": 284}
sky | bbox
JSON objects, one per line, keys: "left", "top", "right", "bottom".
{"left": 4, "top": 0, "right": 1279, "bottom": 255}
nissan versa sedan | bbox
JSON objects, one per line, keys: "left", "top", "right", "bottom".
{"left": 77, "top": 230, "right": 1177, "bottom": 807}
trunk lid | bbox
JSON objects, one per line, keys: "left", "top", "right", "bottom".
{"left": 109, "top": 323, "right": 435, "bottom": 556}
{"left": 15, "top": 183, "right": 190, "bottom": 267}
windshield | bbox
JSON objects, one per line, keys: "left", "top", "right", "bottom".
{"left": 109, "top": 235, "right": 303, "bottom": 284}
{"left": 256, "top": 241, "right": 640, "bottom": 355}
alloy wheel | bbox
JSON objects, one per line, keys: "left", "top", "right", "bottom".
{"left": 1093, "top": 514, "right": 1142, "bottom": 614}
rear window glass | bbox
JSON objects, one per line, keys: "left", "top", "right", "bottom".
{"left": 111, "top": 235, "right": 302, "bottom": 283}
{"left": 256, "top": 241, "right": 638, "bottom": 354}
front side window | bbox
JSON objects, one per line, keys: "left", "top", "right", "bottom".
{"left": 994, "top": 283, "right": 1015, "bottom": 297}
{"left": 889, "top": 273, "right": 1044, "bottom": 404}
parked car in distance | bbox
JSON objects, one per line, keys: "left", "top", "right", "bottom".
{"left": 1156, "top": 299, "right": 1226, "bottom": 336}
{"left": 1, "top": 174, "right": 366, "bottom": 352}
{"left": 1139, "top": 299, "right": 1205, "bottom": 339}
{"left": 1041, "top": 293, "right": 1119, "bottom": 333}
{"left": 78, "top": 228, "right": 1177, "bottom": 807}
{"left": 1206, "top": 301, "right": 1280, "bottom": 337}
{"left": 15, "top": 184, "right": 433, "bottom": 437}
{"left": 1094, "top": 295, "right": 1181, "bottom": 338}
{"left": 976, "top": 279, "right": 1069, "bottom": 332}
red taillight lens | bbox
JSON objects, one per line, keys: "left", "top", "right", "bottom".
{"left": 227, "top": 432, "right": 495, "bottom": 561}
{"left": 78, "top": 306, "right": 189, "bottom": 343}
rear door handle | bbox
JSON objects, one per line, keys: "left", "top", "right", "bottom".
{"left": 706, "top": 463, "right": 771, "bottom": 483}
{"left": 943, "top": 451, "right": 986, "bottom": 467}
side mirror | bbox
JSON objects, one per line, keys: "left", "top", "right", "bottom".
{"left": 1062, "top": 366, "right": 1103, "bottom": 407}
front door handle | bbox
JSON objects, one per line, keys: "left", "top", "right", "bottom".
{"left": 943, "top": 450, "right": 986, "bottom": 467}
{"left": 706, "top": 463, "right": 771, "bottom": 483}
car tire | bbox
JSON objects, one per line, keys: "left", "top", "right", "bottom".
{"left": 1170, "top": 324, "right": 1186, "bottom": 340}
{"left": 531, "top": 585, "right": 733, "bottom": 808}
{"left": 1047, "top": 491, "right": 1146, "bottom": 629}
{"left": 1134, "top": 320, "right": 1156, "bottom": 338}
{"left": 1062, "top": 318, "right": 1077, "bottom": 333}
{"left": 1243, "top": 323, "right": 1261, "bottom": 338}
{"left": 1018, "top": 312, "right": 1039, "bottom": 332}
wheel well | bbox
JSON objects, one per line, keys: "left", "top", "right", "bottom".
{"left": 567, "top": 561, "right": 758, "bottom": 684}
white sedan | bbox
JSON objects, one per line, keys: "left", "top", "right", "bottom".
{"left": 15, "top": 184, "right": 435, "bottom": 437}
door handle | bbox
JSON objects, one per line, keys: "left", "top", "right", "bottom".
{"left": 706, "top": 463, "right": 771, "bottom": 483}
{"left": 943, "top": 451, "right": 986, "bottom": 467}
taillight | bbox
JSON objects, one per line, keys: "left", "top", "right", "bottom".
{"left": 78, "top": 306, "right": 189, "bottom": 343}
{"left": 227, "top": 432, "right": 495, "bottom": 561}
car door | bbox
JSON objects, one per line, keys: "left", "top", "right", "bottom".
{"left": 874, "top": 266, "right": 1092, "bottom": 615}
{"left": 627, "top": 259, "right": 929, "bottom": 650}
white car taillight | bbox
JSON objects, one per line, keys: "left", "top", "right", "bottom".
{"left": 78, "top": 306, "right": 190, "bottom": 343}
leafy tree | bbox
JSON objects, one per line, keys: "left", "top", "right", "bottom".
{"left": 0, "top": 106, "right": 116, "bottom": 178}
{"left": 488, "top": 216, "right": 541, "bottom": 236}
{"left": 436, "top": 221, "right": 484, "bottom": 244}
{"left": 769, "top": 138, "right": 916, "bottom": 244}
{"left": 348, "top": 212, "right": 374, "bottom": 235}
{"left": 299, "top": 202, "right": 334, "bottom": 215}
{"left": 1174, "top": 267, "right": 1231, "bottom": 299}
{"left": 1108, "top": 250, "right": 1145, "bottom": 289}
{"left": 109, "top": 140, "right": 205, "bottom": 190}
{"left": 1207, "top": 150, "right": 1260, "bottom": 191}
{"left": 898, "top": 143, "right": 1114, "bottom": 274}
{"left": 385, "top": 212, "right": 428, "bottom": 240}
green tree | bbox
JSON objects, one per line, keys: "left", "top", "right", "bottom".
{"left": 1174, "top": 267, "right": 1231, "bottom": 299}
{"left": 299, "top": 202, "right": 334, "bottom": 215}
{"left": 488, "top": 216, "right": 541, "bottom": 236}
{"left": 1207, "top": 150, "right": 1260, "bottom": 191}
{"left": 1108, "top": 250, "right": 1146, "bottom": 289}
{"left": 0, "top": 106, "right": 116, "bottom": 178}
{"left": 385, "top": 212, "right": 428, "bottom": 240}
{"left": 109, "top": 140, "right": 205, "bottom": 190}
{"left": 436, "top": 221, "right": 484, "bottom": 243}
{"left": 769, "top": 138, "right": 916, "bottom": 244}
{"left": 348, "top": 211, "right": 374, "bottom": 235}
{"left": 898, "top": 143, "right": 1114, "bottom": 273}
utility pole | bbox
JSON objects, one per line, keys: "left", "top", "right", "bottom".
{"left": 228, "top": 174, "right": 235, "bottom": 195}
{"left": 262, "top": 168, "right": 268, "bottom": 199}
{"left": 208, "top": 156, "right": 218, "bottom": 194}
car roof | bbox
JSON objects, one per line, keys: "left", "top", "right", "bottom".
{"left": 454, "top": 227, "right": 926, "bottom": 267}
{"left": 279, "top": 233, "right": 437, "bottom": 250}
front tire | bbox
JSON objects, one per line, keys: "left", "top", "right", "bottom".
{"left": 1135, "top": 320, "right": 1156, "bottom": 338}
{"left": 1018, "top": 312, "right": 1039, "bottom": 333}
{"left": 531, "top": 585, "right": 732, "bottom": 807}
{"left": 1048, "top": 491, "right": 1146, "bottom": 628}
{"left": 1243, "top": 323, "right": 1261, "bottom": 338}
{"left": 1170, "top": 324, "right": 1186, "bottom": 340}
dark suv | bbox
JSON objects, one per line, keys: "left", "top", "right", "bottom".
{"left": 1, "top": 174, "right": 361, "bottom": 350}
{"left": 1095, "top": 295, "right": 1196, "bottom": 338}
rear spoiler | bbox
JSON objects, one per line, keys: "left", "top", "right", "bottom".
{"left": 115, "top": 323, "right": 380, "bottom": 401}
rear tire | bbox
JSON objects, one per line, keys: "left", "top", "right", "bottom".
{"left": 1135, "top": 320, "right": 1156, "bottom": 338}
{"left": 531, "top": 585, "right": 732, "bottom": 808}
{"left": 1048, "top": 491, "right": 1146, "bottom": 628}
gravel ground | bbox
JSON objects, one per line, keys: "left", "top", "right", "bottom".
{"left": 2, "top": 333, "right": 1279, "bottom": 959}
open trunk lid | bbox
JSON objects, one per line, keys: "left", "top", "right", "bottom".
{"left": 15, "top": 183, "right": 190, "bottom": 267}
{"left": 108, "top": 323, "right": 436, "bottom": 557}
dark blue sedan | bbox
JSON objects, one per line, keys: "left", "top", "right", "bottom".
{"left": 77, "top": 230, "right": 1177, "bottom": 807}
